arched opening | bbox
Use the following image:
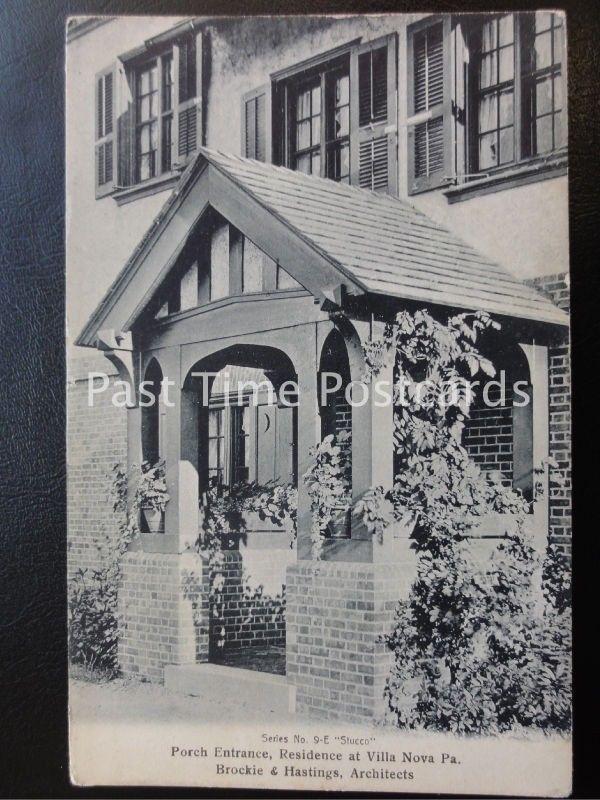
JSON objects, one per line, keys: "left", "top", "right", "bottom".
{"left": 463, "top": 332, "right": 534, "bottom": 503}
{"left": 141, "top": 358, "right": 163, "bottom": 466}
{"left": 318, "top": 329, "right": 353, "bottom": 538}
{"left": 183, "top": 344, "right": 298, "bottom": 676}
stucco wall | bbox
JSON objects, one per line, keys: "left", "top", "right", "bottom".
{"left": 67, "top": 14, "right": 569, "bottom": 361}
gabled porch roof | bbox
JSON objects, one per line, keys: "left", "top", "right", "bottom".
{"left": 77, "top": 148, "right": 567, "bottom": 348}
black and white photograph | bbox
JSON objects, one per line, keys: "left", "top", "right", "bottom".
{"left": 65, "top": 12, "right": 572, "bottom": 794}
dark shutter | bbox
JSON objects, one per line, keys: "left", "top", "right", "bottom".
{"left": 407, "top": 18, "right": 452, "bottom": 194}
{"left": 95, "top": 67, "right": 116, "bottom": 197}
{"left": 241, "top": 85, "right": 272, "bottom": 162}
{"left": 174, "top": 31, "right": 202, "bottom": 164}
{"left": 350, "top": 34, "right": 398, "bottom": 195}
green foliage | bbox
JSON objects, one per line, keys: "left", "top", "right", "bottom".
{"left": 303, "top": 431, "right": 352, "bottom": 559}
{"left": 196, "top": 479, "right": 297, "bottom": 647}
{"left": 68, "top": 462, "right": 143, "bottom": 674}
{"left": 359, "top": 308, "right": 571, "bottom": 734}
{"left": 135, "top": 460, "right": 169, "bottom": 512}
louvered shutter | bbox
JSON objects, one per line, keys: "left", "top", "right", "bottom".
{"left": 94, "top": 65, "right": 117, "bottom": 197}
{"left": 173, "top": 30, "right": 203, "bottom": 165}
{"left": 241, "top": 85, "right": 272, "bottom": 162}
{"left": 407, "top": 18, "right": 452, "bottom": 194}
{"left": 350, "top": 34, "right": 398, "bottom": 195}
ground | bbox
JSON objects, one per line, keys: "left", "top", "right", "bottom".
{"left": 69, "top": 668, "right": 294, "bottom": 724}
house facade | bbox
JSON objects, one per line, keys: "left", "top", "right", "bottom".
{"left": 67, "top": 14, "right": 571, "bottom": 722}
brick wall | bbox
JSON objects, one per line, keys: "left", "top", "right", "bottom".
{"left": 287, "top": 561, "right": 398, "bottom": 723}
{"left": 119, "top": 550, "right": 210, "bottom": 682}
{"left": 463, "top": 384, "right": 514, "bottom": 486}
{"left": 530, "top": 273, "right": 572, "bottom": 554}
{"left": 209, "top": 550, "right": 285, "bottom": 657}
{"left": 67, "top": 356, "right": 127, "bottom": 577}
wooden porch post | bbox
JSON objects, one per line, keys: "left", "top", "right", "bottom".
{"left": 520, "top": 342, "right": 550, "bottom": 547}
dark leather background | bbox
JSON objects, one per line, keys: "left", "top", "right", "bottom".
{"left": 0, "top": 0, "right": 598, "bottom": 796}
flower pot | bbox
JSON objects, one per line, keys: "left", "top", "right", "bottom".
{"left": 142, "top": 506, "right": 164, "bottom": 533}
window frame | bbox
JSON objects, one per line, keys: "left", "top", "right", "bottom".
{"left": 464, "top": 11, "right": 567, "bottom": 179}
{"left": 284, "top": 53, "right": 351, "bottom": 182}
{"left": 133, "top": 50, "right": 175, "bottom": 185}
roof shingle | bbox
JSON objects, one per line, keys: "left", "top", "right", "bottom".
{"left": 202, "top": 148, "right": 567, "bottom": 326}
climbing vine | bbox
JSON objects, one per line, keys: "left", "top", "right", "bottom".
{"left": 356, "top": 307, "right": 571, "bottom": 733}
{"left": 68, "top": 461, "right": 161, "bottom": 673}
{"left": 195, "top": 479, "right": 297, "bottom": 648}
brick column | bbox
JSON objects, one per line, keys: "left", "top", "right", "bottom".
{"left": 118, "top": 345, "right": 210, "bottom": 682}
{"left": 286, "top": 319, "right": 410, "bottom": 722}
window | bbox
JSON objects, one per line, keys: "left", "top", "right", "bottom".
{"left": 475, "top": 15, "right": 516, "bottom": 170}
{"left": 470, "top": 12, "right": 565, "bottom": 174}
{"left": 259, "top": 35, "right": 397, "bottom": 193}
{"left": 208, "top": 407, "right": 225, "bottom": 485}
{"left": 407, "top": 13, "right": 566, "bottom": 195}
{"left": 290, "top": 67, "right": 350, "bottom": 180}
{"left": 521, "top": 12, "right": 565, "bottom": 157}
{"left": 95, "top": 26, "right": 202, "bottom": 198}
{"left": 231, "top": 406, "right": 251, "bottom": 484}
{"left": 135, "top": 61, "right": 159, "bottom": 182}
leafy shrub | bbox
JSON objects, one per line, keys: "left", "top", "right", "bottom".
{"left": 360, "top": 308, "right": 571, "bottom": 734}
{"left": 68, "top": 566, "right": 119, "bottom": 673}
{"left": 68, "top": 463, "right": 138, "bottom": 675}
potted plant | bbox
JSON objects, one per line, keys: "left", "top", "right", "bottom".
{"left": 136, "top": 460, "right": 169, "bottom": 533}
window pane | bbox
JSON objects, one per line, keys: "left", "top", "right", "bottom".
{"left": 296, "top": 152, "right": 311, "bottom": 174}
{"left": 334, "top": 106, "right": 349, "bottom": 138}
{"left": 499, "top": 126, "right": 514, "bottom": 163}
{"left": 535, "top": 115, "right": 554, "bottom": 153}
{"left": 312, "top": 152, "right": 320, "bottom": 176}
{"left": 139, "top": 153, "right": 152, "bottom": 181}
{"left": 479, "top": 131, "right": 498, "bottom": 169}
{"left": 161, "top": 116, "right": 172, "bottom": 172}
{"left": 499, "top": 89, "right": 514, "bottom": 126}
{"left": 311, "top": 84, "right": 321, "bottom": 112}
{"left": 499, "top": 45, "right": 514, "bottom": 82}
{"left": 335, "top": 74, "right": 349, "bottom": 105}
{"left": 534, "top": 31, "right": 552, "bottom": 70}
{"left": 480, "top": 53, "right": 497, "bottom": 89}
{"left": 535, "top": 76, "right": 553, "bottom": 117}
{"left": 208, "top": 438, "right": 221, "bottom": 471}
{"left": 553, "top": 25, "right": 564, "bottom": 65}
{"left": 498, "top": 14, "right": 514, "bottom": 46}
{"left": 311, "top": 115, "right": 321, "bottom": 146}
{"left": 553, "top": 74, "right": 563, "bottom": 112}
{"left": 339, "top": 141, "right": 349, "bottom": 177}
{"left": 479, "top": 93, "right": 497, "bottom": 133}
{"left": 209, "top": 409, "right": 222, "bottom": 436}
{"left": 554, "top": 111, "right": 565, "bottom": 148}
{"left": 140, "top": 68, "right": 151, "bottom": 94}
{"left": 481, "top": 19, "right": 498, "bottom": 52}
{"left": 297, "top": 88, "right": 311, "bottom": 120}
{"left": 535, "top": 11, "right": 554, "bottom": 33}
{"left": 162, "top": 57, "right": 173, "bottom": 111}
{"left": 297, "top": 119, "right": 311, "bottom": 150}
{"left": 139, "top": 95, "right": 151, "bottom": 121}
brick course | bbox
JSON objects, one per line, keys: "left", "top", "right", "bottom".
{"left": 209, "top": 550, "right": 285, "bottom": 657}
{"left": 530, "top": 274, "right": 572, "bottom": 554}
{"left": 118, "top": 550, "right": 210, "bottom": 682}
{"left": 286, "top": 561, "right": 398, "bottom": 723}
{"left": 67, "top": 357, "right": 127, "bottom": 578}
